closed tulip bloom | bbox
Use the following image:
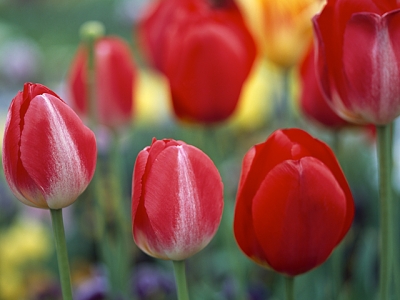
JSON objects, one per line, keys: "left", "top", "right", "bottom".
{"left": 236, "top": 0, "right": 324, "bottom": 68}
{"left": 313, "top": 0, "right": 400, "bottom": 125}
{"left": 138, "top": 0, "right": 256, "bottom": 123}
{"left": 234, "top": 128, "right": 354, "bottom": 276}
{"left": 2, "top": 83, "right": 97, "bottom": 209}
{"left": 138, "top": 0, "right": 178, "bottom": 74}
{"left": 299, "top": 43, "right": 349, "bottom": 128}
{"left": 68, "top": 36, "right": 136, "bottom": 129}
{"left": 132, "top": 138, "right": 224, "bottom": 260}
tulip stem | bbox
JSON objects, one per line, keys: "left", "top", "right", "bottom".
{"left": 276, "top": 68, "right": 292, "bottom": 127}
{"left": 173, "top": 260, "right": 190, "bottom": 300}
{"left": 377, "top": 124, "right": 394, "bottom": 300}
{"left": 285, "top": 276, "right": 295, "bottom": 300}
{"left": 50, "top": 209, "right": 73, "bottom": 300}
{"left": 108, "top": 131, "right": 132, "bottom": 297}
{"left": 79, "top": 21, "right": 105, "bottom": 128}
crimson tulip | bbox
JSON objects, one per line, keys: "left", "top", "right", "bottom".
{"left": 2, "top": 82, "right": 97, "bottom": 209}
{"left": 299, "top": 42, "right": 349, "bottom": 128}
{"left": 131, "top": 138, "right": 224, "bottom": 260}
{"left": 138, "top": 0, "right": 256, "bottom": 123}
{"left": 68, "top": 36, "right": 137, "bottom": 129}
{"left": 313, "top": 0, "right": 400, "bottom": 125}
{"left": 233, "top": 128, "right": 354, "bottom": 276}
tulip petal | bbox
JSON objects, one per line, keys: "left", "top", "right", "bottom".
{"left": 132, "top": 148, "right": 149, "bottom": 219}
{"left": 252, "top": 157, "right": 347, "bottom": 276}
{"left": 68, "top": 37, "right": 136, "bottom": 129}
{"left": 138, "top": 0, "right": 184, "bottom": 72}
{"left": 166, "top": 20, "right": 254, "bottom": 122}
{"left": 234, "top": 146, "right": 268, "bottom": 265}
{"left": 234, "top": 130, "right": 308, "bottom": 263}
{"left": 19, "top": 93, "right": 96, "bottom": 209}
{"left": 68, "top": 46, "right": 87, "bottom": 117}
{"left": 143, "top": 0, "right": 256, "bottom": 123}
{"left": 343, "top": 12, "right": 400, "bottom": 124}
{"left": 313, "top": 1, "right": 383, "bottom": 123}
{"left": 2, "top": 92, "right": 47, "bottom": 208}
{"left": 237, "top": 146, "right": 256, "bottom": 192}
{"left": 141, "top": 144, "right": 223, "bottom": 260}
{"left": 299, "top": 43, "right": 348, "bottom": 128}
{"left": 282, "top": 129, "right": 354, "bottom": 242}
{"left": 96, "top": 37, "right": 136, "bottom": 127}
{"left": 132, "top": 144, "right": 163, "bottom": 259}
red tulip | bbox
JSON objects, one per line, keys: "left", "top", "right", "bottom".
{"left": 313, "top": 0, "right": 400, "bottom": 125}
{"left": 138, "top": 0, "right": 178, "bottom": 73}
{"left": 299, "top": 42, "right": 349, "bottom": 128}
{"left": 68, "top": 36, "right": 136, "bottom": 129}
{"left": 138, "top": 0, "right": 257, "bottom": 123}
{"left": 2, "top": 82, "right": 97, "bottom": 209}
{"left": 132, "top": 138, "right": 224, "bottom": 260}
{"left": 233, "top": 128, "right": 354, "bottom": 276}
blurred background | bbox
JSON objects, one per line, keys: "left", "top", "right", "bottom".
{"left": 0, "top": 0, "right": 394, "bottom": 299}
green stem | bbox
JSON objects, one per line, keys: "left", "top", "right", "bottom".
{"left": 330, "top": 129, "right": 344, "bottom": 299}
{"left": 285, "top": 276, "right": 295, "bottom": 300}
{"left": 377, "top": 124, "right": 394, "bottom": 300}
{"left": 108, "top": 131, "right": 132, "bottom": 298}
{"left": 330, "top": 241, "right": 344, "bottom": 299}
{"left": 79, "top": 21, "right": 105, "bottom": 128}
{"left": 50, "top": 209, "right": 73, "bottom": 300}
{"left": 110, "top": 131, "right": 129, "bottom": 231}
{"left": 276, "top": 68, "right": 292, "bottom": 127}
{"left": 173, "top": 260, "right": 190, "bottom": 300}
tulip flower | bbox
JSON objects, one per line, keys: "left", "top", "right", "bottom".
{"left": 68, "top": 36, "right": 137, "bottom": 129}
{"left": 236, "top": 0, "right": 324, "bottom": 68}
{"left": 313, "top": 0, "right": 400, "bottom": 125}
{"left": 138, "top": 0, "right": 256, "bottom": 123}
{"left": 2, "top": 82, "right": 97, "bottom": 209}
{"left": 314, "top": 2, "right": 400, "bottom": 298}
{"left": 131, "top": 138, "right": 224, "bottom": 261}
{"left": 233, "top": 128, "right": 354, "bottom": 276}
{"left": 299, "top": 42, "right": 349, "bottom": 128}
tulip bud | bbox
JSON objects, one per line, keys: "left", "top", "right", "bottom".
{"left": 2, "top": 82, "right": 97, "bottom": 209}
{"left": 234, "top": 128, "right": 354, "bottom": 276}
{"left": 138, "top": 0, "right": 256, "bottom": 123}
{"left": 132, "top": 138, "right": 224, "bottom": 260}
{"left": 313, "top": 0, "right": 400, "bottom": 125}
{"left": 68, "top": 36, "right": 137, "bottom": 129}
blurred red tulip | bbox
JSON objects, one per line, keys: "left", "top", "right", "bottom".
{"left": 234, "top": 128, "right": 354, "bottom": 276}
{"left": 138, "top": 0, "right": 257, "bottom": 123}
{"left": 299, "top": 42, "right": 349, "bottom": 128}
{"left": 68, "top": 36, "right": 137, "bottom": 129}
{"left": 313, "top": 0, "right": 400, "bottom": 125}
{"left": 2, "top": 83, "right": 97, "bottom": 209}
{"left": 132, "top": 138, "right": 224, "bottom": 260}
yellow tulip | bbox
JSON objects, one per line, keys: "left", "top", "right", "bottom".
{"left": 236, "top": 0, "right": 325, "bottom": 68}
